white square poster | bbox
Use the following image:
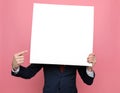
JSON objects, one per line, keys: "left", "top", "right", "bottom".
{"left": 30, "top": 3, "right": 94, "bottom": 66}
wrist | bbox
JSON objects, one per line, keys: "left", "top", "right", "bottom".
{"left": 12, "top": 66, "right": 19, "bottom": 71}
{"left": 87, "top": 66, "right": 93, "bottom": 72}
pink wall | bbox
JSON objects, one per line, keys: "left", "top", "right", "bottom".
{"left": 0, "top": 0, "right": 120, "bottom": 93}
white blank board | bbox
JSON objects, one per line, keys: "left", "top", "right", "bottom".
{"left": 30, "top": 3, "right": 94, "bottom": 66}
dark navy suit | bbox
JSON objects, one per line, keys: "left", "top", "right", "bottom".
{"left": 12, "top": 64, "right": 95, "bottom": 93}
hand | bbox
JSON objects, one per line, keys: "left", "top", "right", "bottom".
{"left": 12, "top": 50, "right": 28, "bottom": 70}
{"left": 87, "top": 53, "right": 96, "bottom": 72}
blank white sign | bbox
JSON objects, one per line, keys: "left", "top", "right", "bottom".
{"left": 30, "top": 3, "right": 94, "bottom": 66}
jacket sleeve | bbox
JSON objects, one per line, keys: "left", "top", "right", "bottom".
{"left": 77, "top": 66, "right": 95, "bottom": 85}
{"left": 11, "top": 64, "right": 43, "bottom": 79}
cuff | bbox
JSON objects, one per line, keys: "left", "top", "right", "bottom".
{"left": 86, "top": 69, "right": 94, "bottom": 78}
{"left": 12, "top": 67, "right": 20, "bottom": 74}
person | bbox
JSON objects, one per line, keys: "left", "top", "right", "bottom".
{"left": 11, "top": 50, "right": 96, "bottom": 93}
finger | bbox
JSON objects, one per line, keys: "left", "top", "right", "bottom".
{"left": 15, "top": 55, "right": 24, "bottom": 58}
{"left": 16, "top": 58, "right": 24, "bottom": 64}
{"left": 16, "top": 58, "right": 24, "bottom": 62}
{"left": 17, "top": 60, "right": 24, "bottom": 64}
{"left": 15, "top": 50, "right": 28, "bottom": 56}
{"left": 88, "top": 60, "right": 96, "bottom": 63}
{"left": 17, "top": 57, "right": 24, "bottom": 60}
{"left": 88, "top": 53, "right": 96, "bottom": 61}
{"left": 87, "top": 56, "right": 96, "bottom": 59}
{"left": 87, "top": 57, "right": 96, "bottom": 63}
{"left": 88, "top": 57, "right": 96, "bottom": 60}
{"left": 89, "top": 53, "right": 95, "bottom": 56}
{"left": 87, "top": 61, "right": 96, "bottom": 67}
{"left": 88, "top": 57, "right": 96, "bottom": 61}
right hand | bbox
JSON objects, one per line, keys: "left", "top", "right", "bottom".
{"left": 12, "top": 50, "right": 28, "bottom": 70}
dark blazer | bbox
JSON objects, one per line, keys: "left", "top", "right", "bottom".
{"left": 11, "top": 64, "right": 95, "bottom": 93}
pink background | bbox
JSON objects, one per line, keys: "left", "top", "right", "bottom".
{"left": 0, "top": 0, "right": 120, "bottom": 93}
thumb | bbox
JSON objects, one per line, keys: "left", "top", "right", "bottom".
{"left": 16, "top": 50, "right": 28, "bottom": 56}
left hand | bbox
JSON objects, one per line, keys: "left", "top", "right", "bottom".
{"left": 87, "top": 53, "right": 96, "bottom": 71}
